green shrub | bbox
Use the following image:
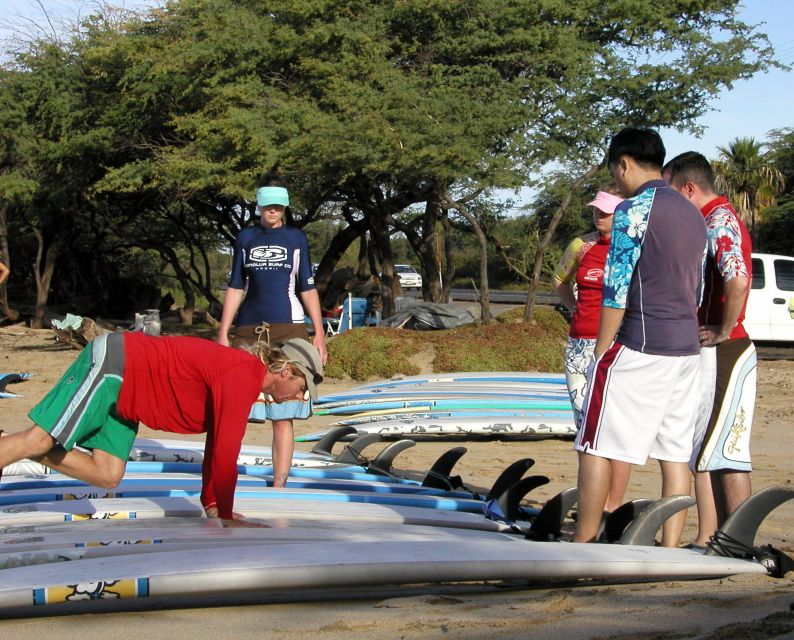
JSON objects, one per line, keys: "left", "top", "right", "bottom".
{"left": 324, "top": 328, "right": 421, "bottom": 381}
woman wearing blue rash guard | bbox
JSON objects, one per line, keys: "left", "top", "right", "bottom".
{"left": 217, "top": 184, "right": 327, "bottom": 487}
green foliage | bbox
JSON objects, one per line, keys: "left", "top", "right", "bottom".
{"left": 324, "top": 328, "right": 422, "bottom": 380}
{"left": 322, "top": 307, "right": 567, "bottom": 380}
{"left": 713, "top": 137, "right": 785, "bottom": 242}
{"left": 0, "top": 0, "right": 780, "bottom": 321}
{"left": 427, "top": 314, "right": 565, "bottom": 373}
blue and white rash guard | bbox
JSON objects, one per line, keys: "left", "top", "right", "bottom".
{"left": 228, "top": 225, "right": 316, "bottom": 325}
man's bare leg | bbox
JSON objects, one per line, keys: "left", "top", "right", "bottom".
{"left": 658, "top": 460, "right": 692, "bottom": 547}
{"left": 271, "top": 419, "right": 294, "bottom": 488}
{"left": 693, "top": 470, "right": 718, "bottom": 546}
{"left": 0, "top": 426, "right": 57, "bottom": 470}
{"left": 574, "top": 453, "right": 611, "bottom": 543}
{"left": 31, "top": 446, "right": 126, "bottom": 489}
{"left": 715, "top": 469, "right": 751, "bottom": 523}
{"left": 605, "top": 460, "right": 632, "bottom": 512}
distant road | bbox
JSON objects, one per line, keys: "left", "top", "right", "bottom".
{"left": 402, "top": 288, "right": 559, "bottom": 305}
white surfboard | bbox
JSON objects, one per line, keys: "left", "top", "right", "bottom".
{"left": 0, "top": 481, "right": 488, "bottom": 513}
{"left": 301, "top": 415, "right": 576, "bottom": 442}
{"left": 0, "top": 537, "right": 766, "bottom": 613}
{"left": 0, "top": 496, "right": 510, "bottom": 531}
{"left": 354, "top": 372, "right": 566, "bottom": 389}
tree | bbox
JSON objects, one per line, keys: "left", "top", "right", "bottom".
{"left": 714, "top": 137, "right": 785, "bottom": 245}
{"left": 756, "top": 128, "right": 794, "bottom": 255}
{"left": 0, "top": 1, "right": 780, "bottom": 323}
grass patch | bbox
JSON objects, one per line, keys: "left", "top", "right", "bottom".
{"left": 325, "top": 306, "right": 568, "bottom": 380}
{"left": 325, "top": 328, "right": 423, "bottom": 381}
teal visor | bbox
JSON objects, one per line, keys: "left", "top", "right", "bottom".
{"left": 256, "top": 186, "right": 290, "bottom": 207}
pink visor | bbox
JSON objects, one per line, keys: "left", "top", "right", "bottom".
{"left": 587, "top": 191, "right": 624, "bottom": 214}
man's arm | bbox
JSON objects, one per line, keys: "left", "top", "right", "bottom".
{"left": 594, "top": 307, "right": 625, "bottom": 359}
{"left": 701, "top": 275, "right": 750, "bottom": 346}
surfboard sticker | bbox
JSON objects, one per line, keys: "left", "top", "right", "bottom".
{"left": 65, "top": 512, "right": 136, "bottom": 522}
{"left": 33, "top": 577, "right": 149, "bottom": 605}
{"left": 61, "top": 491, "right": 117, "bottom": 501}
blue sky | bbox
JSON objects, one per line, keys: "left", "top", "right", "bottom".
{"left": 662, "top": 0, "right": 794, "bottom": 160}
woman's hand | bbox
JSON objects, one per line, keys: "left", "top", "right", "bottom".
{"left": 313, "top": 334, "right": 328, "bottom": 364}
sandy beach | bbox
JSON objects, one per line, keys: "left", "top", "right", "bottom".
{"left": 0, "top": 326, "right": 792, "bottom": 639}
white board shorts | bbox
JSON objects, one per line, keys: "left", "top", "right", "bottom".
{"left": 691, "top": 337, "right": 757, "bottom": 473}
{"left": 574, "top": 343, "right": 700, "bottom": 465}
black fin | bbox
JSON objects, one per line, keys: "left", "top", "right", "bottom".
{"left": 618, "top": 495, "right": 695, "bottom": 546}
{"left": 706, "top": 486, "right": 794, "bottom": 556}
{"left": 600, "top": 499, "right": 654, "bottom": 543}
{"left": 367, "top": 439, "right": 415, "bottom": 476}
{"left": 421, "top": 447, "right": 467, "bottom": 489}
{"left": 310, "top": 426, "right": 358, "bottom": 457}
{"left": 334, "top": 433, "right": 383, "bottom": 464}
{"left": 525, "top": 487, "right": 578, "bottom": 541}
{"left": 496, "top": 475, "right": 550, "bottom": 521}
{"left": 485, "top": 458, "right": 535, "bottom": 501}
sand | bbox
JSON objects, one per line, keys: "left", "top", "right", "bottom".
{"left": 0, "top": 326, "right": 792, "bottom": 639}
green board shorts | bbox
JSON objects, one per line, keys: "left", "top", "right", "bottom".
{"left": 28, "top": 333, "right": 138, "bottom": 461}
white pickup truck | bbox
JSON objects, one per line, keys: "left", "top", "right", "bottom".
{"left": 744, "top": 253, "right": 794, "bottom": 342}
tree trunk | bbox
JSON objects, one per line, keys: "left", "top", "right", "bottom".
{"left": 440, "top": 190, "right": 490, "bottom": 323}
{"left": 0, "top": 203, "right": 19, "bottom": 322}
{"left": 356, "top": 230, "right": 370, "bottom": 279}
{"left": 419, "top": 196, "right": 443, "bottom": 303}
{"left": 313, "top": 215, "right": 366, "bottom": 307}
{"left": 523, "top": 163, "right": 601, "bottom": 321}
{"left": 440, "top": 212, "right": 455, "bottom": 303}
{"left": 367, "top": 206, "right": 399, "bottom": 318}
{"left": 32, "top": 229, "right": 59, "bottom": 329}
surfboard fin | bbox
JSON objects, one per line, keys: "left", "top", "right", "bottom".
{"left": 617, "top": 495, "right": 695, "bottom": 546}
{"left": 0, "top": 373, "right": 24, "bottom": 393}
{"left": 311, "top": 426, "right": 358, "bottom": 457}
{"left": 495, "top": 475, "right": 550, "bottom": 521}
{"left": 525, "top": 487, "right": 577, "bottom": 541}
{"left": 705, "top": 486, "right": 794, "bottom": 576}
{"left": 334, "top": 433, "right": 383, "bottom": 464}
{"left": 485, "top": 458, "right": 535, "bottom": 502}
{"left": 367, "top": 439, "right": 415, "bottom": 476}
{"left": 599, "top": 499, "right": 655, "bottom": 543}
{"left": 421, "top": 447, "right": 467, "bottom": 490}
{"left": 707, "top": 486, "right": 794, "bottom": 553}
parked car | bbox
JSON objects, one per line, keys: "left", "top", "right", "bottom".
{"left": 395, "top": 264, "right": 422, "bottom": 289}
{"left": 744, "top": 253, "right": 794, "bottom": 342}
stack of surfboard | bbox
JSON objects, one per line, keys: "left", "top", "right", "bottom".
{"left": 300, "top": 371, "right": 577, "bottom": 442}
{"left": 0, "top": 433, "right": 789, "bottom": 616}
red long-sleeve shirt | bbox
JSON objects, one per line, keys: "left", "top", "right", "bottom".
{"left": 117, "top": 333, "right": 266, "bottom": 519}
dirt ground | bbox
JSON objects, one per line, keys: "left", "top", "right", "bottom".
{"left": 0, "top": 325, "right": 792, "bottom": 640}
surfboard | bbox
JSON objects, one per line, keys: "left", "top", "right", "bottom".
{"left": 334, "top": 409, "right": 574, "bottom": 426}
{"left": 298, "top": 415, "right": 576, "bottom": 442}
{"left": 0, "top": 472, "right": 488, "bottom": 502}
{"left": 314, "top": 398, "right": 572, "bottom": 416}
{"left": 353, "top": 372, "right": 566, "bottom": 389}
{"left": 316, "top": 386, "right": 568, "bottom": 406}
{"left": 0, "top": 536, "right": 767, "bottom": 613}
{"left": 316, "top": 390, "right": 568, "bottom": 410}
{"left": 128, "top": 437, "right": 356, "bottom": 469}
{"left": 0, "top": 496, "right": 512, "bottom": 530}
{"left": 0, "top": 373, "right": 31, "bottom": 396}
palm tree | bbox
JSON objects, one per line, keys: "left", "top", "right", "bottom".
{"left": 713, "top": 137, "right": 785, "bottom": 244}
